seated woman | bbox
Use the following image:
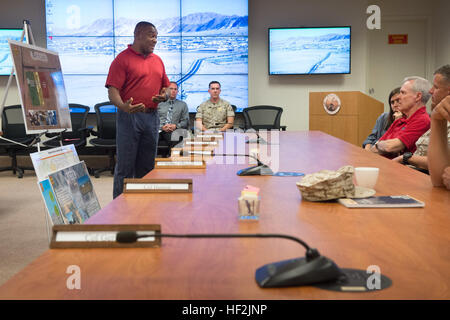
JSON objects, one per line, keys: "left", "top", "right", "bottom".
{"left": 362, "top": 87, "right": 403, "bottom": 150}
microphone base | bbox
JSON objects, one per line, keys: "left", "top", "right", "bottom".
{"left": 255, "top": 256, "right": 342, "bottom": 288}
{"left": 246, "top": 138, "right": 267, "bottom": 145}
{"left": 237, "top": 165, "right": 273, "bottom": 176}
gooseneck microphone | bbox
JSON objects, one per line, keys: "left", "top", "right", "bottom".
{"left": 116, "top": 231, "right": 342, "bottom": 288}
{"left": 179, "top": 150, "right": 273, "bottom": 176}
{"left": 245, "top": 130, "right": 267, "bottom": 145}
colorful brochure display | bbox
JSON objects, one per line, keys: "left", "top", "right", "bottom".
{"left": 47, "top": 161, "right": 101, "bottom": 224}
{"left": 31, "top": 145, "right": 101, "bottom": 225}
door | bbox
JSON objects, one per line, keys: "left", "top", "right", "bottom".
{"left": 367, "top": 18, "right": 430, "bottom": 111}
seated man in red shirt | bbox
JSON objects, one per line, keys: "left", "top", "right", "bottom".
{"left": 370, "top": 76, "right": 431, "bottom": 159}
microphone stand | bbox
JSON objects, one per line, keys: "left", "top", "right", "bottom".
{"left": 180, "top": 150, "right": 274, "bottom": 176}
{"left": 116, "top": 231, "right": 342, "bottom": 288}
{"left": 245, "top": 130, "right": 267, "bottom": 144}
{"left": 215, "top": 153, "right": 273, "bottom": 176}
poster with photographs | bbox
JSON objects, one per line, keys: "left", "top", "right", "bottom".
{"left": 8, "top": 39, "right": 72, "bottom": 134}
{"left": 38, "top": 178, "right": 65, "bottom": 225}
{"left": 48, "top": 161, "right": 101, "bottom": 224}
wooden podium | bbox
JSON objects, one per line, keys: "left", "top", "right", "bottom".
{"left": 309, "top": 91, "right": 384, "bottom": 146}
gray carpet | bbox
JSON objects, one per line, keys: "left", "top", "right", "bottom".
{"left": 0, "top": 155, "right": 114, "bottom": 287}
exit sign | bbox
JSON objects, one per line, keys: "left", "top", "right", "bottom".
{"left": 388, "top": 34, "right": 408, "bottom": 44}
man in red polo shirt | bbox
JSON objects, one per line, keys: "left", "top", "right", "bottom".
{"left": 370, "top": 76, "right": 431, "bottom": 159}
{"left": 106, "top": 21, "right": 170, "bottom": 198}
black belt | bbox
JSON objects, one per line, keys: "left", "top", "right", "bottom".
{"left": 144, "top": 108, "right": 156, "bottom": 113}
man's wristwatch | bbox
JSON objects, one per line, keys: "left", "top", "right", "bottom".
{"left": 402, "top": 152, "right": 413, "bottom": 165}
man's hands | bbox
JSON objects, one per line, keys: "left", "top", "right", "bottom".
{"left": 432, "top": 96, "right": 450, "bottom": 121}
{"left": 393, "top": 111, "right": 403, "bottom": 120}
{"left": 442, "top": 166, "right": 450, "bottom": 190}
{"left": 121, "top": 97, "right": 145, "bottom": 113}
{"left": 392, "top": 155, "right": 403, "bottom": 163}
{"left": 152, "top": 87, "right": 169, "bottom": 103}
{"left": 161, "top": 123, "right": 176, "bottom": 132}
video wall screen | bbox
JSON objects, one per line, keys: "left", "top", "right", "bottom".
{"left": 269, "top": 27, "right": 351, "bottom": 75}
{"left": 45, "top": 0, "right": 248, "bottom": 112}
{"left": 0, "top": 28, "right": 25, "bottom": 75}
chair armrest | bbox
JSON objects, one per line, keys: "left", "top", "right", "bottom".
{"left": 87, "top": 126, "right": 98, "bottom": 136}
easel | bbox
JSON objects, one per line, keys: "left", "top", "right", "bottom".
{"left": 0, "top": 20, "right": 65, "bottom": 243}
{"left": 1, "top": 20, "right": 45, "bottom": 150}
{"left": 0, "top": 20, "right": 66, "bottom": 152}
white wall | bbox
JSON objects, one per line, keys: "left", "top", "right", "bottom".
{"left": 249, "top": 0, "right": 368, "bottom": 130}
{"left": 433, "top": 0, "right": 450, "bottom": 68}
{"left": 1, "top": 0, "right": 447, "bottom": 131}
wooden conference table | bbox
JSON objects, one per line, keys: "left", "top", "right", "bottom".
{"left": 0, "top": 131, "right": 449, "bottom": 299}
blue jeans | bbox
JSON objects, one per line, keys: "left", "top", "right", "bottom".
{"left": 113, "top": 109, "right": 159, "bottom": 198}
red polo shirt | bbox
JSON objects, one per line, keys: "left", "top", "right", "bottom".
{"left": 105, "top": 45, "right": 170, "bottom": 109}
{"left": 378, "top": 106, "right": 430, "bottom": 155}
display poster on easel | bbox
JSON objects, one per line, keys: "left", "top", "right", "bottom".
{"left": 8, "top": 39, "right": 71, "bottom": 134}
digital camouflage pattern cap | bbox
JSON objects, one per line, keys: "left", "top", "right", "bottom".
{"left": 296, "top": 165, "right": 356, "bottom": 201}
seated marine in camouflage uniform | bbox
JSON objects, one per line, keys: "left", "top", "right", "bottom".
{"left": 195, "top": 81, "right": 235, "bottom": 132}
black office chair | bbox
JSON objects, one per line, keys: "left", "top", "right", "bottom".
{"left": 157, "top": 137, "right": 171, "bottom": 158}
{"left": 0, "top": 105, "right": 37, "bottom": 178}
{"left": 43, "top": 104, "right": 90, "bottom": 149}
{"left": 242, "top": 105, "right": 286, "bottom": 131}
{"left": 89, "top": 102, "right": 117, "bottom": 178}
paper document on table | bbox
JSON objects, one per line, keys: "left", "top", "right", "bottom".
{"left": 338, "top": 195, "right": 425, "bottom": 208}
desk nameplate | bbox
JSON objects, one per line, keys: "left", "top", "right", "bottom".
{"left": 155, "top": 158, "right": 206, "bottom": 169}
{"left": 171, "top": 148, "right": 214, "bottom": 157}
{"left": 185, "top": 140, "right": 218, "bottom": 146}
{"left": 50, "top": 224, "right": 161, "bottom": 248}
{"left": 179, "top": 145, "right": 217, "bottom": 151}
{"left": 194, "top": 133, "right": 223, "bottom": 140}
{"left": 124, "top": 178, "right": 193, "bottom": 193}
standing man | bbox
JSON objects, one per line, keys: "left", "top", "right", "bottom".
{"left": 106, "top": 21, "right": 170, "bottom": 198}
{"left": 195, "top": 81, "right": 234, "bottom": 132}
{"left": 370, "top": 76, "right": 431, "bottom": 158}
{"left": 157, "top": 81, "right": 189, "bottom": 156}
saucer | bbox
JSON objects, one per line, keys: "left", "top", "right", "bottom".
{"left": 351, "top": 186, "right": 376, "bottom": 198}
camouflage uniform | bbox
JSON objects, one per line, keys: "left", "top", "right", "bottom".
{"left": 296, "top": 166, "right": 356, "bottom": 201}
{"left": 195, "top": 98, "right": 235, "bottom": 130}
{"left": 414, "top": 124, "right": 450, "bottom": 157}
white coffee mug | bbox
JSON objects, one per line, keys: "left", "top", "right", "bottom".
{"left": 354, "top": 167, "right": 379, "bottom": 189}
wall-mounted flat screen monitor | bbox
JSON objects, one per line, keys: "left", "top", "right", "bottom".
{"left": 268, "top": 26, "right": 351, "bottom": 75}
{"left": 0, "top": 28, "right": 25, "bottom": 75}
{"left": 45, "top": 0, "right": 248, "bottom": 113}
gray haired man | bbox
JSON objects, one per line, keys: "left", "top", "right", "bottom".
{"left": 370, "top": 76, "right": 432, "bottom": 158}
